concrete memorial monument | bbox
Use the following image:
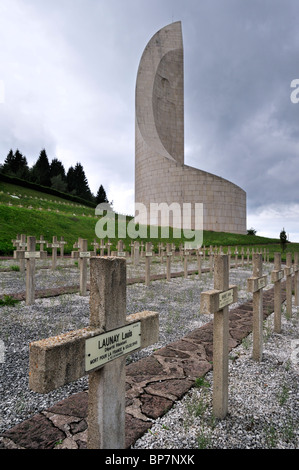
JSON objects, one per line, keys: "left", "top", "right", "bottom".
{"left": 135, "top": 21, "right": 246, "bottom": 234}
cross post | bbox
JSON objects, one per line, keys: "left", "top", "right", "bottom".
{"left": 145, "top": 242, "right": 152, "bottom": 286}
{"left": 271, "top": 253, "right": 284, "bottom": 333}
{"left": 25, "top": 236, "right": 46, "bottom": 305}
{"left": 294, "top": 252, "right": 299, "bottom": 307}
{"left": 79, "top": 238, "right": 90, "bottom": 296}
{"left": 247, "top": 253, "right": 268, "bottom": 361}
{"left": 97, "top": 239, "right": 104, "bottom": 256}
{"left": 184, "top": 249, "right": 189, "bottom": 278}
{"left": 59, "top": 237, "right": 67, "bottom": 258}
{"left": 117, "top": 240, "right": 126, "bottom": 258}
{"left": 201, "top": 254, "right": 238, "bottom": 419}
{"left": 91, "top": 239, "right": 100, "bottom": 256}
{"left": 234, "top": 246, "right": 238, "bottom": 268}
{"left": 29, "top": 256, "right": 159, "bottom": 449}
{"left": 284, "top": 252, "right": 293, "bottom": 317}
{"left": 196, "top": 249, "right": 202, "bottom": 279}
{"left": 133, "top": 241, "right": 140, "bottom": 266}
{"left": 47, "top": 236, "right": 60, "bottom": 269}
{"left": 166, "top": 243, "right": 172, "bottom": 281}
{"left": 14, "top": 233, "right": 27, "bottom": 272}
{"left": 36, "top": 235, "right": 47, "bottom": 254}
{"left": 209, "top": 246, "right": 214, "bottom": 273}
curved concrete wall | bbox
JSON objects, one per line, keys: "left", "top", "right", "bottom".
{"left": 135, "top": 21, "right": 247, "bottom": 234}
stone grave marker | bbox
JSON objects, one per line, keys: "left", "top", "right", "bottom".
{"left": 234, "top": 246, "right": 238, "bottom": 268}
{"left": 15, "top": 236, "right": 47, "bottom": 305}
{"left": 145, "top": 242, "right": 152, "bottom": 286}
{"left": 166, "top": 243, "right": 172, "bottom": 281}
{"left": 117, "top": 240, "right": 126, "bottom": 258}
{"left": 184, "top": 249, "right": 190, "bottom": 278}
{"left": 47, "top": 236, "right": 60, "bottom": 269}
{"left": 294, "top": 252, "right": 299, "bottom": 307}
{"left": 196, "top": 248, "right": 202, "bottom": 278}
{"left": 284, "top": 252, "right": 293, "bottom": 317}
{"left": 91, "top": 239, "right": 100, "bottom": 256}
{"left": 107, "top": 239, "right": 112, "bottom": 256}
{"left": 59, "top": 237, "right": 67, "bottom": 258}
{"left": 133, "top": 241, "right": 140, "bottom": 266}
{"left": 14, "top": 233, "right": 27, "bottom": 272}
{"left": 271, "top": 253, "right": 284, "bottom": 334}
{"left": 227, "top": 246, "right": 231, "bottom": 269}
{"left": 79, "top": 238, "right": 91, "bottom": 296}
{"left": 71, "top": 240, "right": 80, "bottom": 259}
{"left": 247, "top": 253, "right": 268, "bottom": 362}
{"left": 201, "top": 254, "right": 237, "bottom": 419}
{"left": 100, "top": 239, "right": 106, "bottom": 256}
{"left": 29, "top": 256, "right": 159, "bottom": 448}
{"left": 36, "top": 235, "right": 47, "bottom": 254}
{"left": 11, "top": 233, "right": 21, "bottom": 251}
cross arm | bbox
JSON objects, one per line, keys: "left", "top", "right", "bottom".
{"left": 29, "top": 311, "right": 158, "bottom": 394}
{"left": 247, "top": 275, "right": 268, "bottom": 293}
{"left": 201, "top": 285, "right": 238, "bottom": 314}
{"left": 271, "top": 270, "right": 283, "bottom": 283}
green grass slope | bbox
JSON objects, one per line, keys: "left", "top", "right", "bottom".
{"left": 1, "top": 180, "right": 298, "bottom": 260}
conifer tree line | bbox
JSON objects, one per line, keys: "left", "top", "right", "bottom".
{"left": 0, "top": 148, "right": 109, "bottom": 205}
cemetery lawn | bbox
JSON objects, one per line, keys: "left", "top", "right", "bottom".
{"left": 1, "top": 181, "right": 299, "bottom": 259}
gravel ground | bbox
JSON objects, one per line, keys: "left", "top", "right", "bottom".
{"left": 0, "top": 257, "right": 298, "bottom": 449}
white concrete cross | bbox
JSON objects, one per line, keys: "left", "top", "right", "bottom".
{"left": 29, "top": 256, "right": 159, "bottom": 449}
{"left": 271, "top": 253, "right": 284, "bottom": 333}
{"left": 201, "top": 254, "right": 238, "bottom": 419}
{"left": 247, "top": 253, "right": 268, "bottom": 362}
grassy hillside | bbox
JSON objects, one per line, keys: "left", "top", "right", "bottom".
{"left": 1, "top": 181, "right": 298, "bottom": 260}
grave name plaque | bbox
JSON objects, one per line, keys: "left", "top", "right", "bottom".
{"left": 85, "top": 322, "right": 141, "bottom": 372}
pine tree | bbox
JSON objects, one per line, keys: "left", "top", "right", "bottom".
{"left": 50, "top": 158, "right": 66, "bottom": 180}
{"left": 66, "top": 166, "right": 76, "bottom": 194}
{"left": 280, "top": 228, "right": 288, "bottom": 252}
{"left": 30, "top": 149, "right": 51, "bottom": 186}
{"left": 66, "top": 163, "right": 93, "bottom": 201}
{"left": 72, "top": 162, "right": 93, "bottom": 201}
{"left": 96, "top": 184, "right": 109, "bottom": 204}
{"left": 50, "top": 158, "right": 67, "bottom": 192}
{"left": 2, "top": 149, "right": 29, "bottom": 179}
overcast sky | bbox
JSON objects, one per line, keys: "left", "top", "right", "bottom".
{"left": 0, "top": 0, "right": 299, "bottom": 241}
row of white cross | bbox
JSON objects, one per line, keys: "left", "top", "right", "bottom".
{"left": 25, "top": 249, "right": 298, "bottom": 448}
